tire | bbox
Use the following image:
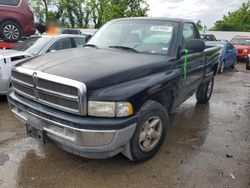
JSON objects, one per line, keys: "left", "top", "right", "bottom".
{"left": 231, "top": 58, "right": 237, "bottom": 68}
{"left": 0, "top": 21, "right": 23, "bottom": 42}
{"left": 246, "top": 57, "right": 250, "bottom": 70}
{"left": 246, "top": 63, "right": 250, "bottom": 70}
{"left": 122, "top": 100, "right": 169, "bottom": 162}
{"left": 196, "top": 78, "right": 214, "bottom": 104}
{"left": 218, "top": 61, "right": 225, "bottom": 73}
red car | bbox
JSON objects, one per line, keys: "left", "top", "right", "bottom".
{"left": 0, "top": 0, "right": 35, "bottom": 42}
{"left": 231, "top": 36, "right": 250, "bottom": 61}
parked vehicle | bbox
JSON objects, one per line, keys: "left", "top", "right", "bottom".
{"left": 0, "top": 39, "right": 17, "bottom": 49}
{"left": 206, "top": 41, "right": 237, "bottom": 73}
{"left": 246, "top": 54, "right": 250, "bottom": 70}
{"left": 231, "top": 36, "right": 250, "bottom": 61}
{"left": 201, "top": 34, "right": 217, "bottom": 41}
{"left": 0, "top": 34, "right": 86, "bottom": 95}
{"left": 12, "top": 34, "right": 86, "bottom": 55}
{"left": 8, "top": 18, "right": 220, "bottom": 162}
{"left": 80, "top": 29, "right": 98, "bottom": 42}
{"left": 62, "top": 29, "right": 82, "bottom": 35}
{"left": 0, "top": 0, "right": 35, "bottom": 42}
{"left": 0, "top": 50, "right": 30, "bottom": 95}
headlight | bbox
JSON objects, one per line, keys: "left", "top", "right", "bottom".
{"left": 88, "top": 101, "right": 133, "bottom": 117}
{"left": 243, "top": 49, "right": 248, "bottom": 53}
{"left": 219, "top": 49, "right": 223, "bottom": 57}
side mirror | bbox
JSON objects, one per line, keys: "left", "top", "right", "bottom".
{"left": 185, "top": 39, "right": 205, "bottom": 53}
{"left": 46, "top": 49, "right": 57, "bottom": 53}
{"left": 85, "top": 35, "right": 92, "bottom": 42}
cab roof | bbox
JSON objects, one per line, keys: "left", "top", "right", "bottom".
{"left": 113, "top": 17, "right": 194, "bottom": 23}
{"left": 233, "top": 36, "right": 250, "bottom": 39}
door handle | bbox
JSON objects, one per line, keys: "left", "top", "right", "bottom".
{"left": 198, "top": 65, "right": 204, "bottom": 68}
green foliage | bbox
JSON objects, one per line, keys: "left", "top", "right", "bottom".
{"left": 211, "top": 0, "right": 250, "bottom": 31}
{"left": 29, "top": 0, "right": 149, "bottom": 28}
{"left": 195, "top": 20, "right": 203, "bottom": 31}
{"left": 28, "top": 0, "right": 55, "bottom": 23}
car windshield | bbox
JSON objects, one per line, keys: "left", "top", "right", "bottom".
{"left": 13, "top": 37, "right": 53, "bottom": 55}
{"left": 201, "top": 35, "right": 216, "bottom": 41}
{"left": 87, "top": 20, "right": 177, "bottom": 55}
{"left": 206, "top": 42, "right": 225, "bottom": 47}
{"left": 231, "top": 38, "right": 250, "bottom": 45}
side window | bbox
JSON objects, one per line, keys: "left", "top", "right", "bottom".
{"left": 182, "top": 23, "right": 198, "bottom": 47}
{"left": 48, "top": 38, "right": 72, "bottom": 52}
{"left": 226, "top": 43, "right": 234, "bottom": 50}
{"left": 211, "top": 35, "right": 216, "bottom": 41}
{"left": 11, "top": 55, "right": 29, "bottom": 62}
{"left": 0, "top": 0, "right": 20, "bottom": 6}
{"left": 73, "top": 37, "right": 86, "bottom": 48}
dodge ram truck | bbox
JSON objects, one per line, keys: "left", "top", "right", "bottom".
{"left": 8, "top": 18, "right": 220, "bottom": 162}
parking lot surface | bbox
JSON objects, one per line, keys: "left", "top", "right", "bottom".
{"left": 0, "top": 63, "right": 249, "bottom": 188}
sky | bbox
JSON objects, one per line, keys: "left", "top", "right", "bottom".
{"left": 147, "top": 0, "right": 246, "bottom": 28}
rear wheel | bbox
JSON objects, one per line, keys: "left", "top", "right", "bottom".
{"left": 196, "top": 78, "right": 214, "bottom": 104}
{"left": 231, "top": 58, "right": 237, "bottom": 68}
{"left": 247, "top": 64, "right": 250, "bottom": 70}
{"left": 219, "top": 61, "right": 225, "bottom": 73}
{"left": 0, "top": 21, "right": 22, "bottom": 42}
{"left": 122, "top": 100, "right": 169, "bottom": 162}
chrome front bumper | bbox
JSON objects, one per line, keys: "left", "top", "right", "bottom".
{"left": 10, "top": 101, "right": 136, "bottom": 159}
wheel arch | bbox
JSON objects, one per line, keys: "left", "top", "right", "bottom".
{"left": 0, "top": 19, "right": 23, "bottom": 31}
{"left": 148, "top": 89, "right": 174, "bottom": 113}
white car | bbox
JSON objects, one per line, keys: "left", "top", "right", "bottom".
{"left": 0, "top": 34, "right": 86, "bottom": 95}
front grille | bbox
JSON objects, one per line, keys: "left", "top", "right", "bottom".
{"left": 38, "top": 79, "right": 78, "bottom": 96}
{"left": 12, "top": 71, "right": 33, "bottom": 85}
{"left": 11, "top": 67, "right": 87, "bottom": 115}
{"left": 12, "top": 82, "right": 35, "bottom": 97}
{"left": 238, "top": 49, "right": 243, "bottom": 54}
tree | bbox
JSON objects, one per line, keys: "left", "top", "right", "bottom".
{"left": 28, "top": 0, "right": 56, "bottom": 24}
{"left": 87, "top": 0, "right": 149, "bottom": 28}
{"left": 195, "top": 20, "right": 203, "bottom": 31}
{"left": 211, "top": 0, "right": 250, "bottom": 31}
{"left": 29, "top": 0, "right": 149, "bottom": 28}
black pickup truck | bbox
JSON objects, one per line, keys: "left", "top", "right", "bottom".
{"left": 8, "top": 18, "right": 220, "bottom": 162}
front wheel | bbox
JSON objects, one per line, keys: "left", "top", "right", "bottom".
{"left": 219, "top": 61, "right": 225, "bottom": 73}
{"left": 122, "top": 100, "right": 169, "bottom": 162}
{"left": 0, "top": 21, "right": 22, "bottom": 42}
{"left": 196, "top": 78, "right": 214, "bottom": 104}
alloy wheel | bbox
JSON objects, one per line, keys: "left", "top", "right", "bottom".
{"left": 220, "top": 62, "right": 224, "bottom": 73}
{"left": 207, "top": 80, "right": 213, "bottom": 98}
{"left": 3, "top": 25, "right": 20, "bottom": 40}
{"left": 139, "top": 116, "right": 163, "bottom": 152}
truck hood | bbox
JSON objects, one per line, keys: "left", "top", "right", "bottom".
{"left": 234, "top": 44, "right": 250, "bottom": 49}
{"left": 0, "top": 49, "right": 32, "bottom": 58}
{"left": 18, "top": 48, "right": 173, "bottom": 90}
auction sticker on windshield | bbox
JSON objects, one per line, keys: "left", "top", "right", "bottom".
{"left": 150, "top": 26, "right": 173, "bottom": 32}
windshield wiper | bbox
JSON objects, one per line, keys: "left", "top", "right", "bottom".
{"left": 109, "top": 45, "right": 138, "bottom": 53}
{"left": 84, "top": 44, "right": 99, "bottom": 48}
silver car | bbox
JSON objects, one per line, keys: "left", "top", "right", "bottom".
{"left": 0, "top": 34, "right": 86, "bottom": 95}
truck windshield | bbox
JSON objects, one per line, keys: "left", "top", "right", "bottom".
{"left": 87, "top": 20, "right": 177, "bottom": 55}
{"left": 231, "top": 38, "right": 250, "bottom": 45}
{"left": 13, "top": 37, "right": 53, "bottom": 55}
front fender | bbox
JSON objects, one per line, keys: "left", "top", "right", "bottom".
{"left": 88, "top": 70, "right": 180, "bottom": 112}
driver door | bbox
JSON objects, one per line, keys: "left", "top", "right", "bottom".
{"left": 181, "top": 23, "right": 205, "bottom": 93}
